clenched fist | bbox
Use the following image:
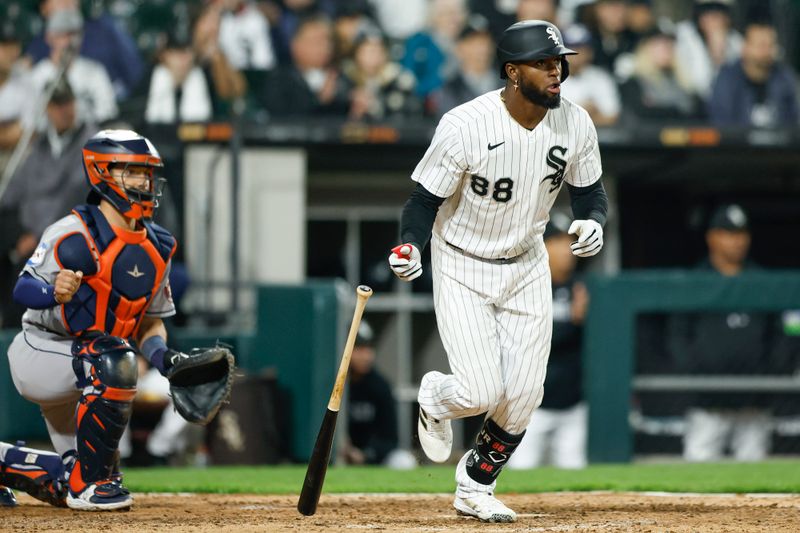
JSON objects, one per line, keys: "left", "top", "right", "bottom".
{"left": 54, "top": 270, "right": 83, "bottom": 304}
{"left": 568, "top": 219, "right": 603, "bottom": 258}
{"left": 388, "top": 244, "right": 422, "bottom": 282}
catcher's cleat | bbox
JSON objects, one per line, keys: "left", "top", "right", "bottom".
{"left": 417, "top": 408, "right": 452, "bottom": 463}
{"left": 454, "top": 493, "right": 517, "bottom": 523}
{"left": 0, "top": 442, "right": 69, "bottom": 508}
{"left": 66, "top": 480, "right": 132, "bottom": 511}
{"left": 0, "top": 486, "right": 17, "bottom": 507}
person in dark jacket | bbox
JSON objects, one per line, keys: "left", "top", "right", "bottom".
{"left": 258, "top": 14, "right": 350, "bottom": 117}
{"left": 508, "top": 212, "right": 589, "bottom": 469}
{"left": 0, "top": 78, "right": 95, "bottom": 327}
{"left": 708, "top": 21, "right": 799, "bottom": 128}
{"left": 667, "top": 204, "right": 780, "bottom": 461}
{"left": 432, "top": 16, "right": 500, "bottom": 117}
{"left": 340, "top": 320, "right": 403, "bottom": 466}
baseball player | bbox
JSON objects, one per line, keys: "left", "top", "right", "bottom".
{"left": 388, "top": 20, "right": 607, "bottom": 522}
{"left": 0, "top": 130, "right": 230, "bottom": 511}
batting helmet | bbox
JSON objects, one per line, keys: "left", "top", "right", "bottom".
{"left": 82, "top": 130, "right": 165, "bottom": 220}
{"left": 496, "top": 20, "right": 577, "bottom": 81}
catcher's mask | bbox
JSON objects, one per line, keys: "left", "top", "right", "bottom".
{"left": 82, "top": 129, "right": 166, "bottom": 220}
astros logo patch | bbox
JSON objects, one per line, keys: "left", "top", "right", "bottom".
{"left": 28, "top": 242, "right": 48, "bottom": 266}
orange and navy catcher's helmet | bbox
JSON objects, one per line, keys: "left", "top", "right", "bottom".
{"left": 82, "top": 129, "right": 165, "bottom": 220}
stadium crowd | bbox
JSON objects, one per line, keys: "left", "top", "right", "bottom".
{"left": 0, "top": 0, "right": 798, "bottom": 136}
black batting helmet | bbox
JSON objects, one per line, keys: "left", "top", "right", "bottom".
{"left": 496, "top": 20, "right": 577, "bottom": 81}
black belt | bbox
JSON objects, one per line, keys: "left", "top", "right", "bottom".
{"left": 445, "top": 241, "right": 523, "bottom": 265}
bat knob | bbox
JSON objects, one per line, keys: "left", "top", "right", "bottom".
{"left": 357, "top": 285, "right": 373, "bottom": 297}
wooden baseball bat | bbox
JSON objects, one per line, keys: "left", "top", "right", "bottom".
{"left": 297, "top": 285, "right": 373, "bottom": 516}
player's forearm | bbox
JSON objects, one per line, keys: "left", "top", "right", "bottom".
{"left": 137, "top": 316, "right": 173, "bottom": 374}
{"left": 12, "top": 273, "right": 57, "bottom": 309}
{"left": 567, "top": 181, "right": 608, "bottom": 226}
{"left": 400, "top": 183, "right": 446, "bottom": 249}
{"left": 137, "top": 316, "right": 168, "bottom": 347}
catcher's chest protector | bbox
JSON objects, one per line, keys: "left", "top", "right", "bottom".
{"left": 56, "top": 204, "right": 176, "bottom": 338}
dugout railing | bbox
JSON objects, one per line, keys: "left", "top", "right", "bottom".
{"left": 585, "top": 271, "right": 800, "bottom": 463}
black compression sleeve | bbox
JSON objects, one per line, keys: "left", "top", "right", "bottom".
{"left": 400, "top": 183, "right": 447, "bottom": 250}
{"left": 567, "top": 180, "right": 608, "bottom": 226}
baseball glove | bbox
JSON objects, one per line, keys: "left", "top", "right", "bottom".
{"left": 166, "top": 344, "right": 235, "bottom": 425}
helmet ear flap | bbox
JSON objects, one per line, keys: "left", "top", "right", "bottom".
{"left": 561, "top": 56, "right": 570, "bottom": 82}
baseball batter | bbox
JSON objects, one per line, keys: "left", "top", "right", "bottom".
{"left": 0, "top": 130, "right": 228, "bottom": 511}
{"left": 389, "top": 20, "right": 607, "bottom": 522}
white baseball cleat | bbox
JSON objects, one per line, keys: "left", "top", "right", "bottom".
{"left": 417, "top": 408, "right": 452, "bottom": 463}
{"left": 66, "top": 480, "right": 132, "bottom": 511}
{"left": 453, "top": 493, "right": 517, "bottom": 523}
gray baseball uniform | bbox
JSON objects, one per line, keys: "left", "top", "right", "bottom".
{"left": 7, "top": 213, "right": 174, "bottom": 454}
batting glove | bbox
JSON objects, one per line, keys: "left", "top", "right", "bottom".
{"left": 568, "top": 219, "right": 603, "bottom": 257}
{"left": 389, "top": 244, "right": 422, "bottom": 282}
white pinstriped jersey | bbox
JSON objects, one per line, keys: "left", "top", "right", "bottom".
{"left": 412, "top": 89, "right": 602, "bottom": 260}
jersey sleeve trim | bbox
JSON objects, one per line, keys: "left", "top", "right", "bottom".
{"left": 144, "top": 309, "right": 177, "bottom": 318}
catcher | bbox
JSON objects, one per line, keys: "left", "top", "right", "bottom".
{"left": 0, "top": 130, "right": 233, "bottom": 511}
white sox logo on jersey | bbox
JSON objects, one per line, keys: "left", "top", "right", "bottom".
{"left": 543, "top": 146, "right": 568, "bottom": 192}
{"left": 546, "top": 27, "right": 560, "bottom": 46}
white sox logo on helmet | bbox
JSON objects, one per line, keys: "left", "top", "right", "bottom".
{"left": 546, "top": 26, "right": 560, "bottom": 46}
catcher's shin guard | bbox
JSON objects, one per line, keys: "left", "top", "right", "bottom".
{"left": 71, "top": 336, "right": 138, "bottom": 494}
{"left": 0, "top": 442, "right": 69, "bottom": 507}
{"left": 465, "top": 419, "right": 525, "bottom": 485}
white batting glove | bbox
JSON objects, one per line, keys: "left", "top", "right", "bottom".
{"left": 568, "top": 219, "right": 603, "bottom": 257}
{"left": 388, "top": 244, "right": 422, "bottom": 281}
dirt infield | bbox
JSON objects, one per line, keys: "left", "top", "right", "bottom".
{"left": 3, "top": 492, "right": 799, "bottom": 532}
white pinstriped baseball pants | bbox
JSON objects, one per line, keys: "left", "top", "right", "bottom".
{"left": 419, "top": 234, "right": 553, "bottom": 435}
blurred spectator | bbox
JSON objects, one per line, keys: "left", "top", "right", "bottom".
{"left": 402, "top": 0, "right": 468, "bottom": 105}
{"left": 586, "top": 0, "right": 636, "bottom": 73}
{"left": 144, "top": 31, "right": 212, "bottom": 124}
{"left": 516, "top": 0, "right": 559, "bottom": 23}
{"left": 560, "top": 24, "right": 620, "bottom": 126}
{"left": 30, "top": 8, "right": 118, "bottom": 125}
{"left": 258, "top": 14, "right": 350, "bottom": 117}
{"left": 432, "top": 16, "right": 500, "bottom": 116}
{"left": 675, "top": 0, "right": 742, "bottom": 99}
{"left": 0, "top": 20, "right": 35, "bottom": 159}
{"left": 192, "top": 3, "right": 248, "bottom": 113}
{"left": 341, "top": 320, "right": 415, "bottom": 468}
{"left": 27, "top": 0, "right": 144, "bottom": 101}
{"left": 344, "top": 26, "right": 421, "bottom": 121}
{"left": 332, "top": 0, "right": 376, "bottom": 64}
{"left": 507, "top": 212, "right": 588, "bottom": 470}
{"left": 618, "top": 24, "right": 701, "bottom": 123}
{"left": 624, "top": 0, "right": 657, "bottom": 47}
{"left": 214, "top": 0, "right": 277, "bottom": 71}
{"left": 0, "top": 78, "right": 95, "bottom": 326}
{"left": 270, "top": 0, "right": 337, "bottom": 64}
{"left": 119, "top": 355, "right": 192, "bottom": 466}
{"left": 468, "top": 0, "right": 516, "bottom": 42}
{"left": 667, "top": 204, "right": 781, "bottom": 462}
{"left": 368, "top": 0, "right": 428, "bottom": 42}
{"left": 708, "top": 21, "right": 799, "bottom": 128}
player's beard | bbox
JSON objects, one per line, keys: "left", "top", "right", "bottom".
{"left": 520, "top": 77, "right": 561, "bottom": 109}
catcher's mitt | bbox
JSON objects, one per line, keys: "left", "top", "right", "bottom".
{"left": 166, "top": 344, "right": 235, "bottom": 425}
